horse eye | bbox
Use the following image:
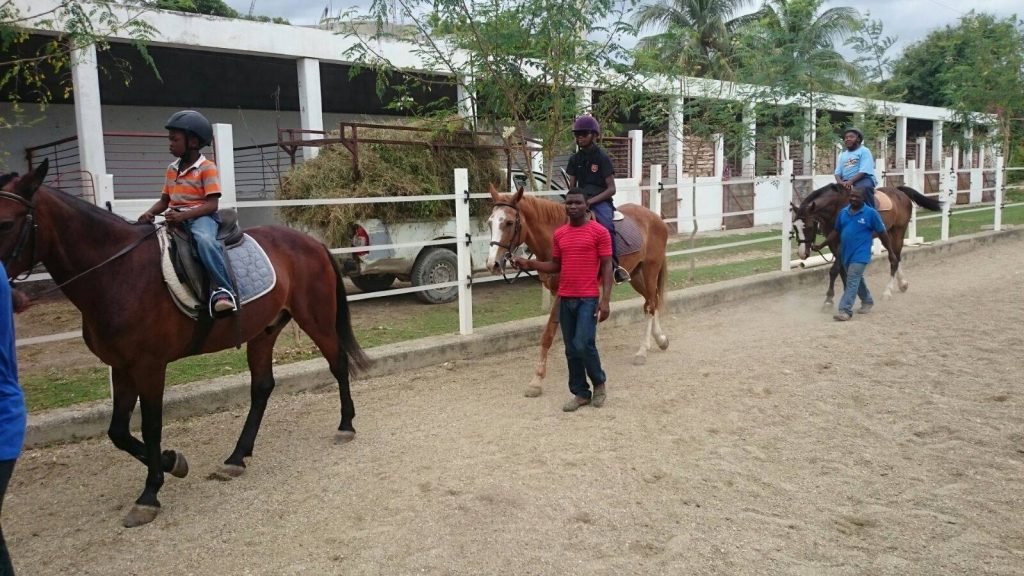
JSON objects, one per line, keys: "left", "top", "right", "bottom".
{"left": 504, "top": 221, "right": 513, "bottom": 227}
{"left": 0, "top": 221, "right": 13, "bottom": 233}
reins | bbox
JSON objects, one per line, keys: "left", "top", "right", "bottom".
{"left": 0, "top": 190, "right": 161, "bottom": 297}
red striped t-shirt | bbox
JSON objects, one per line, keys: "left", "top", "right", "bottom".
{"left": 552, "top": 220, "right": 612, "bottom": 298}
{"left": 162, "top": 155, "right": 221, "bottom": 209}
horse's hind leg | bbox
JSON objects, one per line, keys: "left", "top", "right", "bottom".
{"left": 291, "top": 305, "right": 356, "bottom": 443}
{"left": 219, "top": 319, "right": 289, "bottom": 477}
{"left": 882, "top": 232, "right": 905, "bottom": 299}
{"left": 526, "top": 297, "right": 560, "bottom": 398}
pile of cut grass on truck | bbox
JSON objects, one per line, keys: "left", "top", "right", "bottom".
{"left": 277, "top": 118, "right": 506, "bottom": 247}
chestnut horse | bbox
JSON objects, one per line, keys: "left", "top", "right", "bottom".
{"left": 792, "top": 183, "right": 942, "bottom": 305}
{"left": 485, "top": 185, "right": 670, "bottom": 397}
{"left": 0, "top": 161, "right": 369, "bottom": 527}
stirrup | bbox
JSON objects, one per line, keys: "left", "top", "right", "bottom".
{"left": 613, "top": 266, "right": 631, "bottom": 284}
{"left": 209, "top": 288, "right": 238, "bottom": 315}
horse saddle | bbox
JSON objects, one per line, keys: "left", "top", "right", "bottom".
{"left": 875, "top": 191, "right": 893, "bottom": 212}
{"left": 613, "top": 215, "right": 643, "bottom": 257}
{"left": 158, "top": 210, "right": 277, "bottom": 320}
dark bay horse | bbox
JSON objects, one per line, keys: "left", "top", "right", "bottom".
{"left": 792, "top": 183, "right": 942, "bottom": 304}
{"left": 485, "top": 185, "right": 670, "bottom": 397}
{"left": 0, "top": 161, "right": 369, "bottom": 527}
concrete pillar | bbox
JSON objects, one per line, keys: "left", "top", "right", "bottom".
{"left": 71, "top": 43, "right": 109, "bottom": 206}
{"left": 931, "top": 120, "right": 943, "bottom": 171}
{"left": 456, "top": 74, "right": 476, "bottom": 129}
{"left": 713, "top": 133, "right": 724, "bottom": 179}
{"left": 802, "top": 107, "right": 816, "bottom": 176}
{"left": 575, "top": 87, "right": 593, "bottom": 115}
{"left": 895, "top": 116, "right": 908, "bottom": 169}
{"left": 742, "top": 104, "right": 756, "bottom": 177}
{"left": 916, "top": 137, "right": 927, "bottom": 170}
{"left": 628, "top": 129, "right": 643, "bottom": 180}
{"left": 296, "top": 58, "right": 324, "bottom": 160}
{"left": 963, "top": 126, "right": 973, "bottom": 169}
{"left": 951, "top": 142, "right": 960, "bottom": 172}
{"left": 977, "top": 144, "right": 986, "bottom": 171}
{"left": 667, "top": 97, "right": 684, "bottom": 177}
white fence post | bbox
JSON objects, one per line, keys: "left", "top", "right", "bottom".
{"left": 454, "top": 168, "right": 473, "bottom": 335}
{"left": 212, "top": 123, "right": 236, "bottom": 207}
{"left": 906, "top": 160, "right": 919, "bottom": 243}
{"left": 629, "top": 130, "right": 643, "bottom": 180}
{"left": 941, "top": 156, "right": 953, "bottom": 241}
{"left": 780, "top": 159, "right": 793, "bottom": 271}
{"left": 994, "top": 156, "right": 1004, "bottom": 232}
{"left": 650, "top": 164, "right": 662, "bottom": 217}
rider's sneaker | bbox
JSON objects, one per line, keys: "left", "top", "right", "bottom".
{"left": 613, "top": 266, "right": 631, "bottom": 284}
{"left": 212, "top": 293, "right": 237, "bottom": 313}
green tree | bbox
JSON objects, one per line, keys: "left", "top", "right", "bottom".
{"left": 1, "top": 1, "right": 157, "bottom": 132}
{"left": 343, "top": 0, "right": 635, "bottom": 184}
{"left": 632, "top": 0, "right": 763, "bottom": 79}
{"left": 844, "top": 13, "right": 903, "bottom": 150}
{"left": 890, "top": 12, "right": 1024, "bottom": 161}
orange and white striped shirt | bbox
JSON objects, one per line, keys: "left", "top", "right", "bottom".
{"left": 162, "top": 155, "right": 221, "bottom": 209}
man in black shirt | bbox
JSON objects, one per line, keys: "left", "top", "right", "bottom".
{"left": 566, "top": 115, "right": 630, "bottom": 284}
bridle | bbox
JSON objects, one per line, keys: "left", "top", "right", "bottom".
{"left": 0, "top": 191, "right": 37, "bottom": 281}
{"left": 792, "top": 206, "right": 833, "bottom": 262}
{"left": 1, "top": 189, "right": 160, "bottom": 294}
{"left": 489, "top": 201, "right": 536, "bottom": 284}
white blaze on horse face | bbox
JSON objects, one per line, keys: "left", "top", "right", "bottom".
{"left": 794, "top": 219, "right": 809, "bottom": 259}
{"left": 485, "top": 208, "right": 508, "bottom": 271}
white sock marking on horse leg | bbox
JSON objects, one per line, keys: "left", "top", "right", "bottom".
{"left": 635, "top": 316, "right": 653, "bottom": 360}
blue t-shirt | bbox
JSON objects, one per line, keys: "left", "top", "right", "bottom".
{"left": 0, "top": 263, "right": 26, "bottom": 461}
{"left": 835, "top": 205, "right": 887, "bottom": 268}
{"left": 835, "top": 146, "right": 876, "bottom": 187}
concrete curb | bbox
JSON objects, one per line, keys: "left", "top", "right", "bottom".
{"left": 25, "top": 227, "right": 1022, "bottom": 448}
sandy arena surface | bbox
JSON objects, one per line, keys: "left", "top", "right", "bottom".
{"left": 6, "top": 237, "right": 1024, "bottom": 575}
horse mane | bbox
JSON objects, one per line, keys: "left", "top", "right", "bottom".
{"left": 517, "top": 193, "right": 567, "bottom": 227}
{"left": 42, "top": 184, "right": 138, "bottom": 228}
{"left": 799, "top": 183, "right": 841, "bottom": 210}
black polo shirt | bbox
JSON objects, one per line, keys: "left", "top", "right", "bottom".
{"left": 566, "top": 145, "right": 615, "bottom": 199}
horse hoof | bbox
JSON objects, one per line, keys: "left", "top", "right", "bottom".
{"left": 656, "top": 336, "right": 669, "bottom": 351}
{"left": 883, "top": 291, "right": 893, "bottom": 301}
{"left": 169, "top": 451, "right": 189, "bottom": 479}
{"left": 633, "top": 355, "right": 647, "bottom": 366}
{"left": 335, "top": 430, "right": 356, "bottom": 444}
{"left": 524, "top": 385, "right": 543, "bottom": 398}
{"left": 217, "top": 464, "right": 246, "bottom": 478}
{"left": 821, "top": 303, "right": 833, "bottom": 312}
{"left": 123, "top": 504, "right": 160, "bottom": 528}
{"left": 899, "top": 283, "right": 909, "bottom": 293}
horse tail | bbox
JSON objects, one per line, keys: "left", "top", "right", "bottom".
{"left": 656, "top": 255, "right": 668, "bottom": 311}
{"left": 328, "top": 248, "right": 372, "bottom": 375}
{"left": 898, "top": 186, "right": 942, "bottom": 212}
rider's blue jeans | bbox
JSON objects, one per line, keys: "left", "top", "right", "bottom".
{"left": 184, "top": 214, "right": 234, "bottom": 296}
{"left": 589, "top": 200, "right": 618, "bottom": 264}
{"left": 559, "top": 297, "right": 606, "bottom": 399}
{"left": 853, "top": 179, "right": 876, "bottom": 209}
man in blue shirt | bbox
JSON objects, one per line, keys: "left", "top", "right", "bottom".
{"left": 813, "top": 188, "right": 896, "bottom": 321}
{"left": 835, "top": 127, "right": 877, "bottom": 208}
{"left": 0, "top": 171, "right": 28, "bottom": 575}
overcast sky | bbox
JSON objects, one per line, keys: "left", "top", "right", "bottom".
{"left": 226, "top": 0, "right": 1019, "bottom": 58}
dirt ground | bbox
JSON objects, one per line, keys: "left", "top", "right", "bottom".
{"left": 7, "top": 238, "right": 1024, "bottom": 575}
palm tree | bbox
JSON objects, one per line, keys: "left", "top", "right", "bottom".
{"left": 632, "top": 0, "right": 762, "bottom": 78}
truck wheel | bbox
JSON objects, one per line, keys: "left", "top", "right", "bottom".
{"left": 350, "top": 274, "right": 397, "bottom": 293}
{"left": 411, "top": 248, "right": 458, "bottom": 304}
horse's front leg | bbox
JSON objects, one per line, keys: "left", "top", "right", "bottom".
{"left": 121, "top": 366, "right": 171, "bottom": 528}
{"left": 525, "top": 296, "right": 560, "bottom": 398}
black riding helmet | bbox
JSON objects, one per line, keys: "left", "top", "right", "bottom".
{"left": 165, "top": 110, "right": 213, "bottom": 149}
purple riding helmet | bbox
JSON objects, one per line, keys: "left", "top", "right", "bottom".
{"left": 572, "top": 115, "right": 601, "bottom": 135}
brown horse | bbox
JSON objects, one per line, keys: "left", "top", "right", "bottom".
{"left": 0, "top": 160, "right": 369, "bottom": 527}
{"left": 485, "top": 185, "right": 670, "bottom": 397}
{"left": 792, "top": 183, "right": 942, "bottom": 304}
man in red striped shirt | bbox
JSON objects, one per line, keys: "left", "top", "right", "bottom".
{"left": 514, "top": 189, "right": 613, "bottom": 411}
{"left": 139, "top": 110, "right": 237, "bottom": 314}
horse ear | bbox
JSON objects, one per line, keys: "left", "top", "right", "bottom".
{"left": 513, "top": 185, "right": 524, "bottom": 204}
{"left": 488, "top": 182, "right": 501, "bottom": 201}
{"left": 809, "top": 201, "right": 816, "bottom": 213}
{"left": 15, "top": 158, "right": 48, "bottom": 200}
{"left": 790, "top": 202, "right": 799, "bottom": 213}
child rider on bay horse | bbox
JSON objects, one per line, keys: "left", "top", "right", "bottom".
{"left": 138, "top": 110, "right": 237, "bottom": 314}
